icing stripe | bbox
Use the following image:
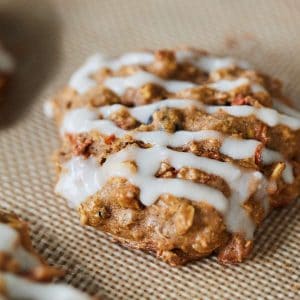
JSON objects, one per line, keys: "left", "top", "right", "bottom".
{"left": 104, "top": 71, "right": 196, "bottom": 95}
{"left": 43, "top": 100, "right": 55, "bottom": 118}
{"left": 0, "top": 223, "right": 39, "bottom": 272}
{"left": 0, "top": 46, "right": 14, "bottom": 72}
{"left": 175, "top": 50, "right": 252, "bottom": 72}
{"left": 194, "top": 55, "right": 251, "bottom": 72}
{"left": 68, "top": 51, "right": 257, "bottom": 94}
{"left": 206, "top": 105, "right": 300, "bottom": 130}
{"left": 273, "top": 99, "right": 300, "bottom": 119}
{"left": 69, "top": 52, "right": 155, "bottom": 94}
{"left": 209, "top": 77, "right": 265, "bottom": 93}
{"left": 103, "top": 71, "right": 265, "bottom": 96}
{"left": 98, "top": 99, "right": 300, "bottom": 130}
{"left": 1, "top": 273, "right": 93, "bottom": 300}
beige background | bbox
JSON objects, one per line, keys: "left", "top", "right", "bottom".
{"left": 0, "top": 0, "right": 299, "bottom": 299}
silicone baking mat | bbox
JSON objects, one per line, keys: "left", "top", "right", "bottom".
{"left": 0, "top": 0, "right": 299, "bottom": 299}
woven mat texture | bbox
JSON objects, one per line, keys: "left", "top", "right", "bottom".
{"left": 0, "top": 0, "right": 299, "bottom": 299}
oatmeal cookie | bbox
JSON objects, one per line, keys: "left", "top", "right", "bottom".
{"left": 0, "top": 211, "right": 99, "bottom": 299}
{"left": 45, "top": 47, "right": 300, "bottom": 265}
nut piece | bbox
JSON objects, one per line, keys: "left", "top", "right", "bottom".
{"left": 174, "top": 203, "right": 195, "bottom": 235}
{"left": 218, "top": 234, "right": 253, "bottom": 263}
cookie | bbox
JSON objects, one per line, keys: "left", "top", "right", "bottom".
{"left": 0, "top": 43, "right": 14, "bottom": 92}
{"left": 0, "top": 211, "right": 99, "bottom": 299}
{"left": 45, "top": 48, "right": 300, "bottom": 265}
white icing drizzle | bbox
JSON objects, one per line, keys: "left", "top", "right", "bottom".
{"left": 209, "top": 77, "right": 249, "bottom": 92}
{"left": 196, "top": 56, "right": 251, "bottom": 73}
{"left": 134, "top": 130, "right": 222, "bottom": 147}
{"left": 209, "top": 77, "right": 266, "bottom": 93}
{"left": 43, "top": 100, "right": 55, "bottom": 118}
{"left": 206, "top": 105, "right": 300, "bottom": 130}
{"left": 273, "top": 99, "right": 300, "bottom": 119}
{"left": 56, "top": 146, "right": 229, "bottom": 211}
{"left": 1, "top": 273, "right": 93, "bottom": 300}
{"left": 60, "top": 100, "right": 202, "bottom": 134}
{"left": 69, "top": 52, "right": 155, "bottom": 94}
{"left": 0, "top": 223, "right": 39, "bottom": 272}
{"left": 175, "top": 50, "right": 252, "bottom": 72}
{"left": 68, "top": 51, "right": 258, "bottom": 95}
{"left": 0, "top": 223, "right": 19, "bottom": 253}
{"left": 99, "top": 98, "right": 300, "bottom": 130}
{"left": 262, "top": 149, "right": 294, "bottom": 183}
{"left": 104, "top": 71, "right": 196, "bottom": 96}
{"left": 108, "top": 52, "right": 155, "bottom": 69}
{"left": 56, "top": 144, "right": 269, "bottom": 238}
{"left": 103, "top": 71, "right": 265, "bottom": 97}
{"left": 69, "top": 54, "right": 104, "bottom": 94}
{"left": 61, "top": 106, "right": 294, "bottom": 184}
{"left": 0, "top": 46, "right": 14, "bottom": 72}
{"left": 219, "top": 138, "right": 259, "bottom": 159}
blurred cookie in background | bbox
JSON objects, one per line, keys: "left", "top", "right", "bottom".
{"left": 0, "top": 42, "right": 14, "bottom": 93}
